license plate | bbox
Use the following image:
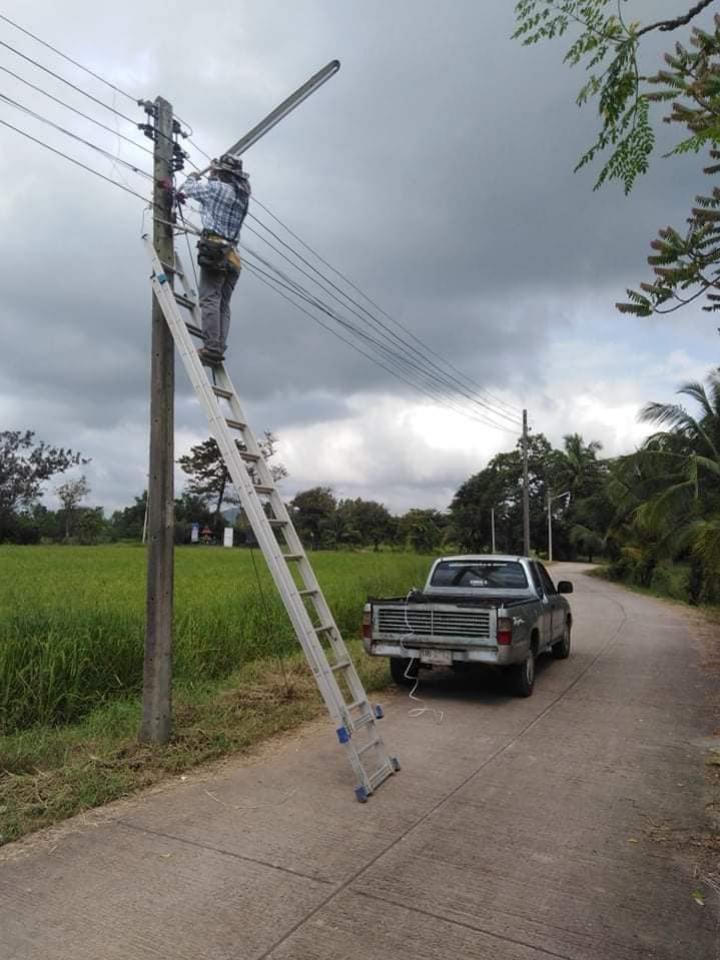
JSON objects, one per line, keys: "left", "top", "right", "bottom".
{"left": 421, "top": 650, "right": 453, "bottom": 667}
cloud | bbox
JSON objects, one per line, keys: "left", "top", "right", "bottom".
{"left": 0, "top": 0, "right": 715, "bottom": 516}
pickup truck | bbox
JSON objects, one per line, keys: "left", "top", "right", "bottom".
{"left": 361, "top": 554, "right": 573, "bottom": 697}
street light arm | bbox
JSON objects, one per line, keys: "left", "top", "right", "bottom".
{"left": 197, "top": 60, "right": 341, "bottom": 175}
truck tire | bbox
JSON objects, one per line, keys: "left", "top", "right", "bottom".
{"left": 552, "top": 622, "right": 571, "bottom": 659}
{"left": 507, "top": 649, "right": 535, "bottom": 697}
{"left": 390, "top": 656, "right": 418, "bottom": 687}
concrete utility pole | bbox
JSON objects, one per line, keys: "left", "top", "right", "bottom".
{"left": 140, "top": 96, "right": 175, "bottom": 743}
{"left": 490, "top": 507, "right": 496, "bottom": 553}
{"left": 547, "top": 488, "right": 570, "bottom": 563}
{"left": 522, "top": 409, "right": 530, "bottom": 556}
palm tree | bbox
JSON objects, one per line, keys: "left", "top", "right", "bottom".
{"left": 553, "top": 433, "right": 604, "bottom": 504}
{"left": 637, "top": 370, "right": 720, "bottom": 529}
{"left": 612, "top": 368, "right": 720, "bottom": 598}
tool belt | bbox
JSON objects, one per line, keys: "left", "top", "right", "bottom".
{"left": 197, "top": 231, "right": 241, "bottom": 273}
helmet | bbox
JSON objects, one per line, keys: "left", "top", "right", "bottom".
{"left": 213, "top": 154, "right": 245, "bottom": 178}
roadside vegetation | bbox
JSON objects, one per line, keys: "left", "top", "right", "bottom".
{"left": 0, "top": 547, "right": 427, "bottom": 845}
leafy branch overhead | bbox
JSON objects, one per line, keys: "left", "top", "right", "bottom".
{"left": 513, "top": 1, "right": 720, "bottom": 315}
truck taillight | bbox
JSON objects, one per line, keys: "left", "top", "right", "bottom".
{"left": 497, "top": 616, "right": 512, "bottom": 645}
{"left": 362, "top": 609, "right": 372, "bottom": 640}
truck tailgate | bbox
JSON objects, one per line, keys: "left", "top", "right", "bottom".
{"left": 374, "top": 603, "right": 495, "bottom": 645}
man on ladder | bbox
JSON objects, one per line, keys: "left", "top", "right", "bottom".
{"left": 180, "top": 155, "right": 251, "bottom": 365}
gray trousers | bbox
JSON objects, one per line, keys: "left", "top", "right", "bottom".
{"left": 199, "top": 264, "right": 240, "bottom": 354}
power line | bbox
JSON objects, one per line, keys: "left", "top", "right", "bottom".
{"left": 241, "top": 245, "right": 516, "bottom": 432}
{"left": 246, "top": 213, "right": 519, "bottom": 425}
{"left": 0, "top": 117, "right": 152, "bottom": 203}
{"left": 0, "top": 12, "right": 137, "bottom": 103}
{"left": 0, "top": 39, "right": 140, "bottom": 126}
{"left": 245, "top": 260, "right": 516, "bottom": 433}
{"left": 243, "top": 220, "right": 518, "bottom": 429}
{"left": 252, "top": 196, "right": 523, "bottom": 418}
{"left": 0, "top": 92, "right": 153, "bottom": 182}
{"left": 0, "top": 13, "right": 522, "bottom": 425}
{"left": 0, "top": 63, "right": 153, "bottom": 156}
{"left": 0, "top": 13, "right": 195, "bottom": 134}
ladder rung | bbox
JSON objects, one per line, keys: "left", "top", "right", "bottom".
{"left": 239, "top": 451, "right": 261, "bottom": 463}
{"left": 253, "top": 484, "right": 274, "bottom": 495}
{"left": 282, "top": 553, "right": 304, "bottom": 562}
{"left": 161, "top": 260, "right": 184, "bottom": 278}
{"left": 356, "top": 738, "right": 380, "bottom": 758}
{"left": 369, "top": 763, "right": 393, "bottom": 789}
{"left": 346, "top": 699, "right": 368, "bottom": 713}
{"left": 353, "top": 713, "right": 375, "bottom": 730}
{"left": 269, "top": 518, "right": 287, "bottom": 528}
{"left": 330, "top": 659, "right": 351, "bottom": 672}
{"left": 212, "top": 387, "right": 233, "bottom": 400}
{"left": 186, "top": 322, "right": 204, "bottom": 339}
{"left": 225, "top": 418, "right": 246, "bottom": 431}
{"left": 175, "top": 292, "right": 197, "bottom": 311}
{"left": 298, "top": 588, "right": 318, "bottom": 597}
{"left": 315, "top": 623, "right": 334, "bottom": 634}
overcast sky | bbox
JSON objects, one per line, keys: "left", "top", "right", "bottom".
{"left": 0, "top": 0, "right": 715, "bottom": 515}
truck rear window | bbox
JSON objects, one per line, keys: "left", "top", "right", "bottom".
{"left": 430, "top": 560, "right": 528, "bottom": 589}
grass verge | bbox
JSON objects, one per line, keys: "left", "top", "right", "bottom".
{"left": 0, "top": 641, "right": 389, "bottom": 847}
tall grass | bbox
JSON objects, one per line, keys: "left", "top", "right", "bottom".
{"left": 0, "top": 545, "right": 430, "bottom": 732}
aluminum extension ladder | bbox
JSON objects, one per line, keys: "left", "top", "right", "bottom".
{"left": 143, "top": 236, "right": 399, "bottom": 801}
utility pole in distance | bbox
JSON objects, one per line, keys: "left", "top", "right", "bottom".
{"left": 547, "top": 488, "right": 570, "bottom": 564}
{"left": 546, "top": 487, "right": 553, "bottom": 564}
{"left": 490, "top": 507, "right": 496, "bottom": 553}
{"left": 522, "top": 409, "right": 530, "bottom": 556}
{"left": 140, "top": 96, "right": 175, "bottom": 743}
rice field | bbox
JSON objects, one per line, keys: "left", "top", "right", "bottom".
{"left": 0, "top": 545, "right": 431, "bottom": 733}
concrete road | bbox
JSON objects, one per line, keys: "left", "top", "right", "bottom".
{"left": 2, "top": 564, "right": 717, "bottom": 959}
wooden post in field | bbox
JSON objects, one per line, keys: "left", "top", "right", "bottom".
{"left": 140, "top": 96, "right": 175, "bottom": 743}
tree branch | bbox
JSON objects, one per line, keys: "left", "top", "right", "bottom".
{"left": 637, "top": 0, "right": 716, "bottom": 38}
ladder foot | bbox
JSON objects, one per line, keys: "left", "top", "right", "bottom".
{"left": 336, "top": 725, "right": 350, "bottom": 744}
{"left": 373, "top": 704, "right": 384, "bottom": 720}
{"left": 390, "top": 756, "right": 401, "bottom": 772}
{"left": 355, "top": 785, "right": 369, "bottom": 803}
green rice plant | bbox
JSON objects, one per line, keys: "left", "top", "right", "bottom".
{"left": 0, "top": 545, "right": 431, "bottom": 733}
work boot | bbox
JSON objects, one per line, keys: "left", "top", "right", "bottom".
{"left": 198, "top": 346, "right": 225, "bottom": 366}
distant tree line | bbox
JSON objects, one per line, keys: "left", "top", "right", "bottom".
{"left": 3, "top": 364, "right": 720, "bottom": 604}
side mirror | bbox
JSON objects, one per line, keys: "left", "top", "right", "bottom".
{"left": 557, "top": 581, "right": 573, "bottom": 594}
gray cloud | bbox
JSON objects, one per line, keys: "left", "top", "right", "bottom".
{"left": 0, "top": 0, "right": 715, "bottom": 513}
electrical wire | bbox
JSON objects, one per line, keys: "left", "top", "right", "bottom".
{"left": 239, "top": 243, "right": 515, "bottom": 431}
{"left": 243, "top": 256, "right": 516, "bottom": 433}
{"left": 0, "top": 116, "right": 152, "bottom": 203}
{"left": 244, "top": 260, "right": 493, "bottom": 427}
{"left": 240, "top": 244, "right": 510, "bottom": 427}
{"left": 252, "top": 196, "right": 523, "bottom": 419}
{"left": 0, "top": 63, "right": 153, "bottom": 156}
{"left": 0, "top": 39, "right": 140, "bottom": 126}
{"left": 0, "top": 92, "right": 153, "bottom": 182}
{"left": 243, "top": 222, "right": 517, "bottom": 429}
{"left": 0, "top": 14, "right": 522, "bottom": 425}
{"left": 0, "top": 12, "right": 137, "bottom": 104}
{"left": 0, "top": 12, "right": 197, "bottom": 135}
{"left": 246, "top": 214, "right": 520, "bottom": 425}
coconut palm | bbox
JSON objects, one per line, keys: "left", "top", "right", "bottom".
{"left": 553, "top": 433, "right": 604, "bottom": 504}
{"left": 608, "top": 368, "right": 720, "bottom": 599}
{"left": 637, "top": 370, "right": 720, "bottom": 529}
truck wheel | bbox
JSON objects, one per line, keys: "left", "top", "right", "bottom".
{"left": 507, "top": 650, "right": 535, "bottom": 697}
{"left": 390, "top": 656, "right": 418, "bottom": 687}
{"left": 552, "top": 623, "right": 571, "bottom": 660}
